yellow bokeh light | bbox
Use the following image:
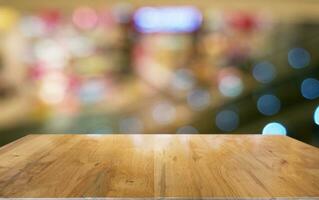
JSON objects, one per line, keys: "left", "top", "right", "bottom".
{"left": 0, "top": 7, "right": 19, "bottom": 31}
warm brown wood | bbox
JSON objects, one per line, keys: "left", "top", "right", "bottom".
{"left": 0, "top": 134, "right": 318, "bottom": 199}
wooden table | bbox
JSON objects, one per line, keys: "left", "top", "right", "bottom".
{"left": 0, "top": 134, "right": 318, "bottom": 199}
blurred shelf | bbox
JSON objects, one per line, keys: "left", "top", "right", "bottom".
{"left": 1, "top": 0, "right": 319, "bottom": 23}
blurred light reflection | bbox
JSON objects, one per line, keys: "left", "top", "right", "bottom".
{"left": 301, "top": 78, "right": 319, "bottom": 100}
{"left": 288, "top": 48, "right": 311, "bottom": 69}
{"left": 262, "top": 122, "right": 287, "bottom": 135}
{"left": 253, "top": 61, "right": 276, "bottom": 84}
{"left": 72, "top": 7, "right": 98, "bottom": 29}
{"left": 171, "top": 69, "right": 195, "bottom": 91}
{"left": 218, "top": 75, "right": 244, "bottom": 97}
{"left": 134, "top": 6, "right": 202, "bottom": 33}
{"left": 215, "top": 110, "right": 239, "bottom": 132}
{"left": 314, "top": 106, "right": 319, "bottom": 125}
{"left": 152, "top": 101, "right": 176, "bottom": 124}
{"left": 187, "top": 89, "right": 211, "bottom": 111}
{"left": 257, "top": 94, "right": 281, "bottom": 116}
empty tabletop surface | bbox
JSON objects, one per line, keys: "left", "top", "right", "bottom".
{"left": 0, "top": 134, "right": 318, "bottom": 199}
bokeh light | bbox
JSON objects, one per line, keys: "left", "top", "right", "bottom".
{"left": 72, "top": 7, "right": 98, "bottom": 29}
{"left": 314, "top": 106, "right": 319, "bottom": 125}
{"left": 34, "top": 39, "right": 68, "bottom": 69}
{"left": 1, "top": 3, "right": 319, "bottom": 147}
{"left": 40, "top": 9, "right": 61, "bottom": 30}
{"left": 301, "top": 78, "right": 319, "bottom": 100}
{"left": 19, "top": 16, "right": 46, "bottom": 37}
{"left": 39, "top": 73, "right": 67, "bottom": 105}
{"left": 252, "top": 61, "right": 276, "bottom": 84}
{"left": 262, "top": 122, "right": 287, "bottom": 135}
{"left": 257, "top": 94, "right": 281, "bottom": 116}
{"left": 288, "top": 48, "right": 311, "bottom": 69}
{"left": 78, "top": 79, "right": 105, "bottom": 104}
{"left": 134, "top": 6, "right": 202, "bottom": 33}
{"left": 187, "top": 89, "right": 211, "bottom": 111}
{"left": 0, "top": 7, "right": 19, "bottom": 31}
{"left": 152, "top": 101, "right": 176, "bottom": 124}
{"left": 215, "top": 110, "right": 239, "bottom": 132}
{"left": 218, "top": 75, "right": 244, "bottom": 97}
{"left": 171, "top": 68, "right": 195, "bottom": 91}
{"left": 66, "top": 36, "right": 94, "bottom": 58}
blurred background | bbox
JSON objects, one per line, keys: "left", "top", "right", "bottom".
{"left": 0, "top": 0, "right": 319, "bottom": 147}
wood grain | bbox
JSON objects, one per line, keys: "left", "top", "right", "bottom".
{"left": 0, "top": 134, "right": 318, "bottom": 199}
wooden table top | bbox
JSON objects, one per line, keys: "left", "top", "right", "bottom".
{"left": 0, "top": 134, "right": 318, "bottom": 199}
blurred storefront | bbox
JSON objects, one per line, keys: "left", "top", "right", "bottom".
{"left": 0, "top": 0, "right": 319, "bottom": 146}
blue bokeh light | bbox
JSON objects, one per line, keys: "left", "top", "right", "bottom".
{"left": 301, "top": 78, "right": 319, "bottom": 100}
{"left": 257, "top": 94, "right": 281, "bottom": 116}
{"left": 288, "top": 48, "right": 311, "bottom": 69}
{"left": 252, "top": 61, "right": 276, "bottom": 84}
{"left": 314, "top": 106, "right": 319, "bottom": 125}
{"left": 262, "top": 122, "right": 287, "bottom": 135}
{"left": 215, "top": 110, "right": 239, "bottom": 132}
{"left": 187, "top": 89, "right": 211, "bottom": 111}
{"left": 134, "top": 6, "right": 202, "bottom": 33}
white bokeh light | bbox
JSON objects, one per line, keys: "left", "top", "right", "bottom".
{"left": 218, "top": 75, "right": 244, "bottom": 97}
{"left": 39, "top": 73, "right": 67, "bottom": 105}
{"left": 34, "top": 39, "right": 69, "bottom": 69}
